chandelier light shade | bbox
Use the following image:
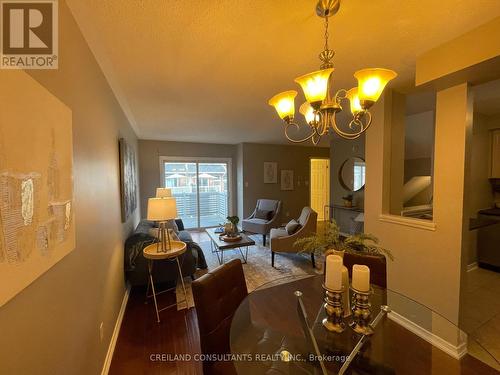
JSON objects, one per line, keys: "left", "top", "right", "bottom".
{"left": 299, "top": 102, "right": 317, "bottom": 124}
{"left": 294, "top": 68, "right": 334, "bottom": 109}
{"left": 346, "top": 88, "right": 362, "bottom": 115}
{"left": 354, "top": 68, "right": 397, "bottom": 108}
{"left": 268, "top": 0, "right": 397, "bottom": 144}
{"left": 268, "top": 90, "right": 297, "bottom": 120}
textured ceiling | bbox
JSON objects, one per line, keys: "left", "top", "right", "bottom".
{"left": 66, "top": 0, "right": 500, "bottom": 145}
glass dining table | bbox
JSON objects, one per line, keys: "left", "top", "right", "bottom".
{"left": 229, "top": 274, "right": 498, "bottom": 375}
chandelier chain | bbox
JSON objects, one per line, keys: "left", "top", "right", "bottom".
{"left": 324, "top": 16, "right": 329, "bottom": 52}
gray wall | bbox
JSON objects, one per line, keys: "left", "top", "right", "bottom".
{"left": 138, "top": 141, "right": 330, "bottom": 225}
{"left": 240, "top": 143, "right": 329, "bottom": 222}
{"left": 0, "top": 1, "right": 140, "bottom": 374}
{"left": 330, "top": 135, "right": 366, "bottom": 208}
{"left": 138, "top": 140, "right": 238, "bottom": 217}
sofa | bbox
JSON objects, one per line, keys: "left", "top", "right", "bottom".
{"left": 124, "top": 220, "right": 207, "bottom": 287}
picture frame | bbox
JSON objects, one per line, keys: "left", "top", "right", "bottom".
{"left": 118, "top": 138, "right": 138, "bottom": 222}
{"left": 264, "top": 162, "right": 278, "bottom": 184}
{"left": 281, "top": 170, "right": 294, "bottom": 191}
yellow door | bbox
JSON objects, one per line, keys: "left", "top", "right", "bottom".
{"left": 310, "top": 159, "right": 330, "bottom": 221}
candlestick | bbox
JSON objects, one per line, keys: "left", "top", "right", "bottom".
{"left": 341, "top": 266, "right": 351, "bottom": 317}
{"left": 352, "top": 264, "right": 370, "bottom": 292}
{"left": 349, "top": 287, "right": 374, "bottom": 335}
{"left": 322, "top": 283, "right": 345, "bottom": 333}
{"left": 325, "top": 255, "right": 343, "bottom": 290}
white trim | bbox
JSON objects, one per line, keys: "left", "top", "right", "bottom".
{"left": 388, "top": 311, "right": 467, "bottom": 360}
{"left": 101, "top": 285, "right": 130, "bottom": 375}
{"left": 466, "top": 262, "right": 478, "bottom": 272}
{"left": 158, "top": 156, "right": 234, "bottom": 228}
{"left": 378, "top": 214, "right": 437, "bottom": 231}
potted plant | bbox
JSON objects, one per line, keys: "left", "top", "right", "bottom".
{"left": 225, "top": 216, "right": 240, "bottom": 236}
{"left": 294, "top": 221, "right": 344, "bottom": 256}
{"left": 294, "top": 221, "right": 394, "bottom": 287}
{"left": 342, "top": 194, "right": 354, "bottom": 208}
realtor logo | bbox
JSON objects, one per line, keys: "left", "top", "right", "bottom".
{"left": 1, "top": 0, "right": 58, "bottom": 69}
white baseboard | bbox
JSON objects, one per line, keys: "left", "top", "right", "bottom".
{"left": 467, "top": 262, "right": 478, "bottom": 272}
{"left": 388, "top": 311, "right": 467, "bottom": 360}
{"left": 101, "top": 285, "right": 130, "bottom": 375}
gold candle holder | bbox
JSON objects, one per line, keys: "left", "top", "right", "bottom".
{"left": 349, "top": 287, "right": 374, "bottom": 335}
{"left": 322, "top": 283, "right": 346, "bottom": 333}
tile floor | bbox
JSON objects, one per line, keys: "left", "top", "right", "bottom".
{"left": 461, "top": 267, "right": 500, "bottom": 370}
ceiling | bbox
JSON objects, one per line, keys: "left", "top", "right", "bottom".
{"left": 66, "top": 0, "right": 500, "bottom": 145}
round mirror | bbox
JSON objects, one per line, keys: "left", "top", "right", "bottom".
{"left": 339, "top": 157, "right": 366, "bottom": 191}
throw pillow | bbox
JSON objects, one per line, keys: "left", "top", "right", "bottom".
{"left": 285, "top": 219, "right": 301, "bottom": 235}
{"left": 255, "top": 209, "right": 273, "bottom": 220}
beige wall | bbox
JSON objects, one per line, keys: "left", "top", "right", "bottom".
{"left": 416, "top": 16, "right": 500, "bottom": 86}
{"left": 365, "top": 84, "right": 472, "bottom": 324}
{"left": 240, "top": 143, "right": 329, "bottom": 222}
{"left": 0, "top": 1, "right": 140, "bottom": 374}
{"left": 138, "top": 140, "right": 238, "bottom": 218}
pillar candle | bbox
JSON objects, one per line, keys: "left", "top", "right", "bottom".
{"left": 341, "top": 265, "right": 351, "bottom": 317}
{"left": 341, "top": 266, "right": 349, "bottom": 290}
{"left": 352, "top": 264, "right": 370, "bottom": 292}
{"left": 325, "top": 255, "right": 343, "bottom": 290}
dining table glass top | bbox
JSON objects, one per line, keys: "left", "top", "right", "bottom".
{"left": 229, "top": 274, "right": 497, "bottom": 375}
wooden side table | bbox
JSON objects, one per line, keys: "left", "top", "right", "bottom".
{"left": 143, "top": 241, "right": 188, "bottom": 323}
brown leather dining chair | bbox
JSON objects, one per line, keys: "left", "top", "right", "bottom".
{"left": 192, "top": 259, "right": 248, "bottom": 375}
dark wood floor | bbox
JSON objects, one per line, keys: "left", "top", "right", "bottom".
{"left": 110, "top": 286, "right": 499, "bottom": 375}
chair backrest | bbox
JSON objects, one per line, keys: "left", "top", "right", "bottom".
{"left": 192, "top": 259, "right": 248, "bottom": 357}
{"left": 297, "top": 207, "right": 317, "bottom": 234}
{"left": 256, "top": 199, "right": 281, "bottom": 216}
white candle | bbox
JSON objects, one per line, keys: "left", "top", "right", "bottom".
{"left": 341, "top": 266, "right": 351, "bottom": 317}
{"left": 352, "top": 264, "right": 370, "bottom": 292}
{"left": 341, "top": 266, "right": 349, "bottom": 290}
{"left": 325, "top": 255, "right": 343, "bottom": 290}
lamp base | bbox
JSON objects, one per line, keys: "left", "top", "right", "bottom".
{"left": 316, "top": 0, "right": 341, "bottom": 18}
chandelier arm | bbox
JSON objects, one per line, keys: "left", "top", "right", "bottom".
{"left": 316, "top": 111, "right": 330, "bottom": 136}
{"left": 284, "top": 121, "right": 317, "bottom": 143}
{"left": 330, "top": 111, "right": 373, "bottom": 140}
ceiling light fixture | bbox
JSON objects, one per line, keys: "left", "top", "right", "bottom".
{"left": 268, "top": 0, "right": 397, "bottom": 145}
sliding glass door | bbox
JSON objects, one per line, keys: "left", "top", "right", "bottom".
{"left": 161, "top": 158, "right": 231, "bottom": 229}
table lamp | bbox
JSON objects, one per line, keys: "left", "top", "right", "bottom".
{"left": 156, "top": 188, "right": 172, "bottom": 198}
{"left": 147, "top": 197, "right": 177, "bottom": 252}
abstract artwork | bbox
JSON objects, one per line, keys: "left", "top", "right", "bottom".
{"left": 281, "top": 170, "right": 294, "bottom": 191}
{"left": 0, "top": 70, "right": 75, "bottom": 307}
{"left": 263, "top": 162, "right": 277, "bottom": 184}
{"left": 118, "top": 138, "right": 138, "bottom": 222}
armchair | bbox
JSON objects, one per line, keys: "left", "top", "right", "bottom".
{"left": 270, "top": 207, "right": 317, "bottom": 268}
{"left": 242, "top": 199, "right": 281, "bottom": 246}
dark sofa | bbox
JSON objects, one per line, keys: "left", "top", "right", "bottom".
{"left": 124, "top": 220, "right": 207, "bottom": 287}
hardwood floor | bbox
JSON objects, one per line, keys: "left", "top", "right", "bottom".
{"left": 109, "top": 286, "right": 202, "bottom": 375}
{"left": 110, "top": 283, "right": 499, "bottom": 375}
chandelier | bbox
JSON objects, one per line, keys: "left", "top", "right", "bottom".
{"left": 268, "top": 0, "right": 397, "bottom": 145}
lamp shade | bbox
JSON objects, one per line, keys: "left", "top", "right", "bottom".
{"left": 294, "top": 68, "right": 334, "bottom": 108}
{"left": 156, "top": 188, "right": 172, "bottom": 198}
{"left": 354, "top": 68, "right": 397, "bottom": 105}
{"left": 147, "top": 197, "right": 177, "bottom": 221}
{"left": 299, "top": 102, "right": 317, "bottom": 124}
{"left": 346, "top": 88, "right": 362, "bottom": 115}
{"left": 268, "top": 90, "right": 297, "bottom": 120}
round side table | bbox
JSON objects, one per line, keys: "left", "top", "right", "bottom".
{"left": 143, "top": 241, "right": 188, "bottom": 323}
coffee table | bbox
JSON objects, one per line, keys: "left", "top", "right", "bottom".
{"left": 205, "top": 228, "right": 255, "bottom": 265}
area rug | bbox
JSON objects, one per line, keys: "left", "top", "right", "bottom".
{"left": 176, "top": 234, "right": 324, "bottom": 310}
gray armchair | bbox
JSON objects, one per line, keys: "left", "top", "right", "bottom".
{"left": 242, "top": 199, "right": 281, "bottom": 246}
{"left": 270, "top": 207, "right": 317, "bottom": 268}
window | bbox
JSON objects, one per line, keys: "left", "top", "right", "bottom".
{"left": 160, "top": 158, "right": 232, "bottom": 229}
